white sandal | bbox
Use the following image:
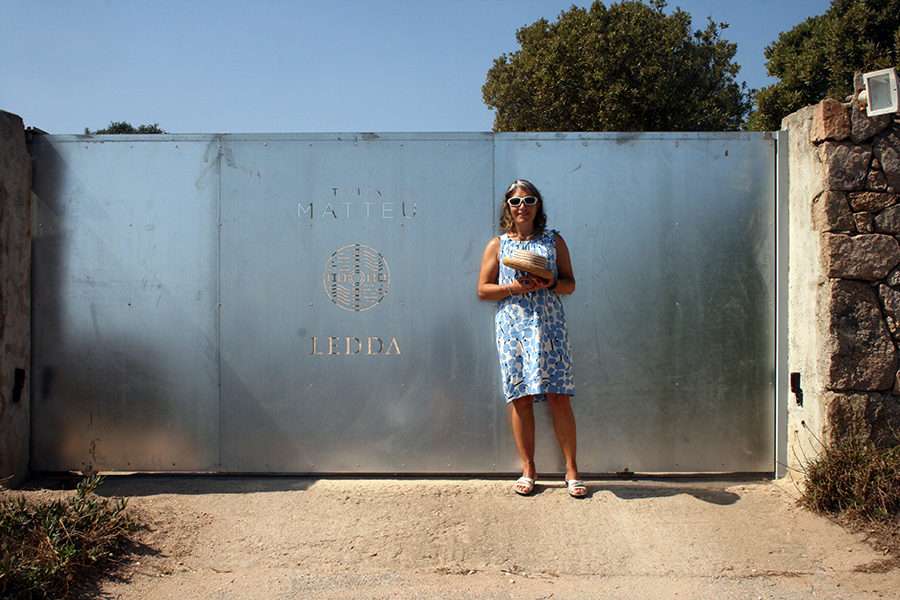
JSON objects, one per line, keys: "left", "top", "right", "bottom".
{"left": 566, "top": 479, "right": 587, "bottom": 498}
{"left": 514, "top": 476, "right": 535, "bottom": 495}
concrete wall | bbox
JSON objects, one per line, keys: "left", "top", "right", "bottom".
{"left": 783, "top": 93, "right": 900, "bottom": 477}
{"left": 784, "top": 105, "right": 829, "bottom": 475}
{"left": 0, "top": 110, "right": 31, "bottom": 488}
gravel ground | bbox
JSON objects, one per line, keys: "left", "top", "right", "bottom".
{"left": 15, "top": 475, "right": 899, "bottom": 599}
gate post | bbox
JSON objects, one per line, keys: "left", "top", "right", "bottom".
{"left": 0, "top": 110, "right": 32, "bottom": 488}
{"left": 783, "top": 96, "right": 900, "bottom": 479}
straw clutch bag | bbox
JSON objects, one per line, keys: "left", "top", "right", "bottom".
{"left": 501, "top": 249, "right": 553, "bottom": 281}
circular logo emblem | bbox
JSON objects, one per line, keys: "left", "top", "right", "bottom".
{"left": 323, "top": 244, "right": 390, "bottom": 311}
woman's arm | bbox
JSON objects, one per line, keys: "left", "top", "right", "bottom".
{"left": 533, "top": 233, "right": 576, "bottom": 295}
{"left": 478, "top": 238, "right": 506, "bottom": 300}
{"left": 478, "top": 237, "right": 537, "bottom": 300}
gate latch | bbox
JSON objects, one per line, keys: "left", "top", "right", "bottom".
{"left": 12, "top": 368, "right": 26, "bottom": 403}
{"left": 790, "top": 372, "right": 803, "bottom": 407}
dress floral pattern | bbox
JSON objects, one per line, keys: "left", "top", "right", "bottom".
{"left": 496, "top": 230, "right": 575, "bottom": 403}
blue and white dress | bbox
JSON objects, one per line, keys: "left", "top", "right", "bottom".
{"left": 495, "top": 229, "right": 575, "bottom": 403}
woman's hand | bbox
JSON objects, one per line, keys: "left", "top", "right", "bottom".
{"left": 530, "top": 275, "right": 556, "bottom": 290}
{"left": 513, "top": 276, "right": 539, "bottom": 294}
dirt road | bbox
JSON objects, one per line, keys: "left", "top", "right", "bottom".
{"left": 65, "top": 476, "right": 899, "bottom": 599}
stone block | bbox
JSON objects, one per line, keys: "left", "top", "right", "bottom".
{"left": 874, "top": 204, "right": 900, "bottom": 233}
{"left": 821, "top": 232, "right": 900, "bottom": 280}
{"left": 866, "top": 168, "right": 890, "bottom": 192}
{"left": 885, "top": 266, "right": 900, "bottom": 287}
{"left": 854, "top": 212, "right": 874, "bottom": 233}
{"left": 812, "top": 98, "right": 851, "bottom": 142}
{"left": 812, "top": 190, "right": 854, "bottom": 232}
{"left": 847, "top": 190, "right": 898, "bottom": 212}
{"left": 818, "top": 141, "right": 872, "bottom": 191}
{"left": 879, "top": 283, "right": 900, "bottom": 337}
{"left": 850, "top": 95, "right": 893, "bottom": 143}
{"left": 824, "top": 391, "right": 900, "bottom": 446}
{"left": 873, "top": 125, "right": 900, "bottom": 191}
{"left": 820, "top": 279, "right": 898, "bottom": 391}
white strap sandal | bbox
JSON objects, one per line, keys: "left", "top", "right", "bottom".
{"left": 566, "top": 479, "right": 587, "bottom": 498}
{"left": 514, "top": 476, "right": 535, "bottom": 495}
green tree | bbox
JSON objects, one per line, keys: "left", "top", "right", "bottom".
{"left": 749, "top": 0, "right": 900, "bottom": 131}
{"left": 482, "top": 0, "right": 750, "bottom": 132}
{"left": 84, "top": 121, "right": 167, "bottom": 134}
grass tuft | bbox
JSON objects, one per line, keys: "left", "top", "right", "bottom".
{"left": 799, "top": 436, "right": 900, "bottom": 566}
{"left": 801, "top": 437, "right": 900, "bottom": 520}
{"left": 0, "top": 475, "right": 135, "bottom": 600}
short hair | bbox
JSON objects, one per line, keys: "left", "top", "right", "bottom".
{"left": 499, "top": 179, "right": 547, "bottom": 235}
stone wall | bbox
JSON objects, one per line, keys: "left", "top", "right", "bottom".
{"left": 784, "top": 82, "right": 900, "bottom": 476}
{"left": 0, "top": 110, "right": 31, "bottom": 488}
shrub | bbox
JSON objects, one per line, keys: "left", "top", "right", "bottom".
{"left": 0, "top": 476, "right": 134, "bottom": 600}
{"left": 801, "top": 436, "right": 900, "bottom": 522}
{"left": 799, "top": 435, "right": 900, "bottom": 566}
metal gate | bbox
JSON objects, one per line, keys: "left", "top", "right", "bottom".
{"left": 29, "top": 132, "right": 779, "bottom": 474}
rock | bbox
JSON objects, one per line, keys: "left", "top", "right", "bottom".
{"left": 820, "top": 280, "right": 898, "bottom": 391}
{"left": 854, "top": 212, "right": 874, "bottom": 233}
{"left": 885, "top": 314, "right": 899, "bottom": 338}
{"left": 847, "top": 190, "right": 898, "bottom": 212}
{"left": 812, "top": 190, "right": 855, "bottom": 232}
{"left": 879, "top": 284, "right": 900, "bottom": 337}
{"left": 824, "top": 391, "right": 900, "bottom": 446}
{"left": 818, "top": 141, "right": 872, "bottom": 191}
{"left": 813, "top": 98, "right": 851, "bottom": 142}
{"left": 879, "top": 283, "right": 900, "bottom": 336}
{"left": 873, "top": 125, "right": 900, "bottom": 191}
{"left": 885, "top": 265, "right": 900, "bottom": 287}
{"left": 821, "top": 232, "right": 900, "bottom": 280}
{"left": 874, "top": 205, "right": 900, "bottom": 233}
{"left": 866, "top": 168, "right": 890, "bottom": 192}
{"left": 850, "top": 95, "right": 893, "bottom": 143}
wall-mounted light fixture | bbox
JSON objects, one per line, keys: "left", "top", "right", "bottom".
{"left": 858, "top": 67, "right": 899, "bottom": 117}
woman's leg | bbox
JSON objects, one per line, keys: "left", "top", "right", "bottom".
{"left": 547, "top": 393, "right": 579, "bottom": 482}
{"left": 510, "top": 396, "right": 537, "bottom": 483}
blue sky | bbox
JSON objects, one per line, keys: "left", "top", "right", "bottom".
{"left": 1, "top": 0, "right": 833, "bottom": 134}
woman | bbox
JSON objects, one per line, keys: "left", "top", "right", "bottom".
{"left": 477, "top": 180, "right": 585, "bottom": 498}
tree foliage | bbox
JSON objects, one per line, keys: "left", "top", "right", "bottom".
{"left": 482, "top": 0, "right": 750, "bottom": 132}
{"left": 749, "top": 0, "right": 900, "bottom": 131}
{"left": 84, "top": 121, "right": 167, "bottom": 134}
